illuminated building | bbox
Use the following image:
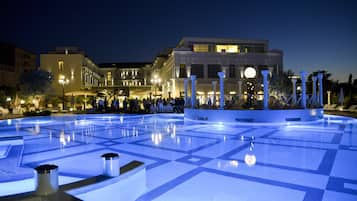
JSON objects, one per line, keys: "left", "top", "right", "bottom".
{"left": 97, "top": 62, "right": 152, "bottom": 97}
{"left": 155, "top": 37, "right": 283, "bottom": 103}
{"left": 40, "top": 47, "right": 102, "bottom": 96}
{"left": 0, "top": 42, "right": 37, "bottom": 88}
{"left": 40, "top": 37, "right": 283, "bottom": 102}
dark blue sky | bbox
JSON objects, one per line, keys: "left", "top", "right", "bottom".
{"left": 1, "top": 0, "right": 356, "bottom": 82}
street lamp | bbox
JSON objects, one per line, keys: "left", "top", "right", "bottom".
{"left": 150, "top": 74, "right": 161, "bottom": 97}
{"left": 58, "top": 75, "right": 69, "bottom": 110}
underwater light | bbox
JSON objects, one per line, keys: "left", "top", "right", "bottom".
{"left": 244, "top": 154, "right": 256, "bottom": 167}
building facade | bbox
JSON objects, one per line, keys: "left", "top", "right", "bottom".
{"left": 0, "top": 42, "right": 37, "bottom": 88}
{"left": 98, "top": 62, "right": 152, "bottom": 97}
{"left": 40, "top": 37, "right": 283, "bottom": 105}
{"left": 40, "top": 47, "right": 102, "bottom": 96}
{"left": 155, "top": 37, "right": 283, "bottom": 104}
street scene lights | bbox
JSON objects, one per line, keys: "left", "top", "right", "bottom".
{"left": 58, "top": 75, "right": 69, "bottom": 110}
{"left": 150, "top": 74, "right": 161, "bottom": 97}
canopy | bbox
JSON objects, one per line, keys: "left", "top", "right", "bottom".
{"left": 64, "top": 90, "right": 96, "bottom": 96}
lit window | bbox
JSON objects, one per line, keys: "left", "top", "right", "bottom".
{"left": 58, "top": 60, "right": 64, "bottom": 71}
{"left": 193, "top": 44, "right": 209, "bottom": 52}
{"left": 216, "top": 45, "right": 239, "bottom": 53}
{"left": 107, "top": 72, "right": 112, "bottom": 81}
{"left": 71, "top": 70, "right": 74, "bottom": 80}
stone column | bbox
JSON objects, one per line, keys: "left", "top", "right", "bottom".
{"left": 291, "top": 78, "right": 297, "bottom": 104}
{"left": 327, "top": 91, "right": 331, "bottom": 105}
{"left": 171, "top": 78, "right": 176, "bottom": 98}
{"left": 237, "top": 80, "right": 242, "bottom": 101}
{"left": 212, "top": 81, "right": 217, "bottom": 106}
{"left": 300, "top": 71, "right": 307, "bottom": 108}
{"left": 190, "top": 75, "right": 196, "bottom": 108}
{"left": 312, "top": 76, "right": 317, "bottom": 105}
{"left": 222, "top": 66, "right": 228, "bottom": 77}
{"left": 217, "top": 72, "right": 225, "bottom": 109}
{"left": 318, "top": 73, "right": 324, "bottom": 107}
{"left": 186, "top": 65, "right": 191, "bottom": 78}
{"left": 184, "top": 78, "right": 188, "bottom": 106}
{"left": 261, "top": 70, "right": 269, "bottom": 109}
{"left": 175, "top": 66, "right": 180, "bottom": 78}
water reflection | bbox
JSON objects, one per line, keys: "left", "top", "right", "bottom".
{"left": 59, "top": 129, "right": 67, "bottom": 147}
{"left": 244, "top": 139, "right": 256, "bottom": 167}
{"left": 229, "top": 160, "right": 239, "bottom": 167}
{"left": 151, "top": 133, "right": 163, "bottom": 145}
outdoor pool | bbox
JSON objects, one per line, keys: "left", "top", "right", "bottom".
{"left": 0, "top": 113, "right": 357, "bottom": 201}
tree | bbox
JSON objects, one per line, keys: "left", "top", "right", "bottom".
{"left": 269, "top": 69, "right": 294, "bottom": 97}
{"left": 19, "top": 69, "right": 53, "bottom": 96}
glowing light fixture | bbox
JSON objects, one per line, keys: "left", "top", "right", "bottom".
{"left": 244, "top": 67, "right": 256, "bottom": 78}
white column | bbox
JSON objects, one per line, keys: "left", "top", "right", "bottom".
{"left": 292, "top": 78, "right": 297, "bottom": 104}
{"left": 237, "top": 80, "right": 242, "bottom": 101}
{"left": 222, "top": 66, "right": 228, "bottom": 77}
{"left": 312, "top": 76, "right": 317, "bottom": 104}
{"left": 190, "top": 75, "right": 196, "bottom": 108}
{"left": 175, "top": 66, "right": 180, "bottom": 78}
{"left": 318, "top": 73, "right": 324, "bottom": 107}
{"left": 171, "top": 78, "right": 176, "bottom": 97}
{"left": 184, "top": 79, "right": 188, "bottom": 106}
{"left": 327, "top": 91, "right": 331, "bottom": 105}
{"left": 300, "top": 71, "right": 307, "bottom": 108}
{"left": 261, "top": 70, "right": 269, "bottom": 109}
{"left": 217, "top": 72, "right": 225, "bottom": 109}
{"left": 212, "top": 81, "right": 217, "bottom": 107}
{"left": 186, "top": 65, "right": 191, "bottom": 78}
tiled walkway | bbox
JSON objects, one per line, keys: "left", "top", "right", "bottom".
{"left": 0, "top": 114, "right": 357, "bottom": 201}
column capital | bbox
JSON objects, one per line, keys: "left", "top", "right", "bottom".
{"left": 261, "top": 70, "right": 269, "bottom": 77}
{"left": 190, "top": 75, "right": 196, "bottom": 80}
{"left": 312, "top": 76, "right": 317, "bottom": 82}
{"left": 217, "top": 71, "right": 225, "bottom": 78}
{"left": 317, "top": 73, "right": 323, "bottom": 80}
{"left": 300, "top": 71, "right": 307, "bottom": 80}
{"left": 291, "top": 78, "right": 297, "bottom": 84}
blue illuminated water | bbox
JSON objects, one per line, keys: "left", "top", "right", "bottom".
{"left": 0, "top": 114, "right": 357, "bottom": 201}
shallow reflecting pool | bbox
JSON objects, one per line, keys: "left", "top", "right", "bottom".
{"left": 0, "top": 114, "right": 357, "bottom": 201}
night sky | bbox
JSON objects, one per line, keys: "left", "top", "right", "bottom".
{"left": 1, "top": 0, "right": 356, "bottom": 82}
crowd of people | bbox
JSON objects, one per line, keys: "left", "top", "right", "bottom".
{"left": 91, "top": 97, "right": 185, "bottom": 114}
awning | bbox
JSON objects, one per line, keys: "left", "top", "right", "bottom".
{"left": 64, "top": 91, "right": 96, "bottom": 96}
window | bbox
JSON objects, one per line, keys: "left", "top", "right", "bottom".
{"left": 191, "top": 64, "right": 204, "bottom": 78}
{"left": 179, "top": 64, "right": 186, "bottom": 78}
{"left": 193, "top": 44, "right": 209, "bottom": 52}
{"left": 229, "top": 65, "right": 236, "bottom": 78}
{"left": 58, "top": 60, "right": 64, "bottom": 71}
{"left": 216, "top": 45, "right": 239, "bottom": 53}
{"left": 207, "top": 64, "right": 221, "bottom": 78}
{"left": 71, "top": 70, "right": 74, "bottom": 80}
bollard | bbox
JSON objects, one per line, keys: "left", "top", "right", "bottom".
{"left": 34, "top": 164, "right": 59, "bottom": 196}
{"left": 101, "top": 153, "right": 120, "bottom": 177}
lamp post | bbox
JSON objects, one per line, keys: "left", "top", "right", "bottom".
{"left": 150, "top": 74, "right": 161, "bottom": 97}
{"left": 58, "top": 75, "right": 69, "bottom": 110}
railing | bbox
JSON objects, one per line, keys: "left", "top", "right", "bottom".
{"left": 185, "top": 93, "right": 322, "bottom": 110}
